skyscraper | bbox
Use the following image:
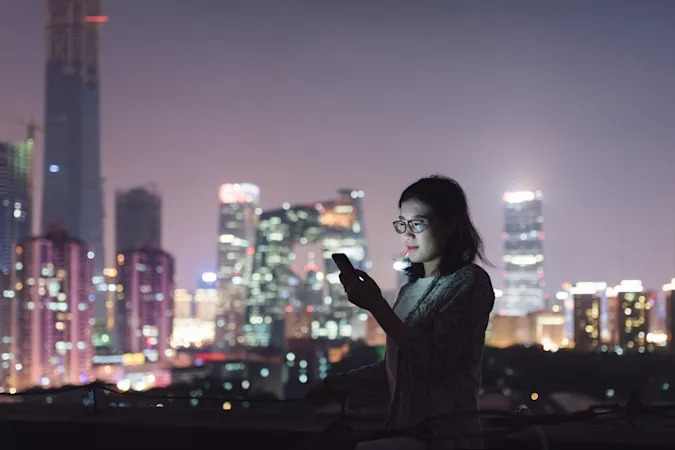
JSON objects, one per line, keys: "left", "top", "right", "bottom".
{"left": 0, "top": 271, "right": 12, "bottom": 392}
{"left": 115, "top": 186, "right": 162, "bottom": 253}
{"left": 11, "top": 226, "right": 95, "bottom": 391}
{"left": 0, "top": 140, "right": 32, "bottom": 273}
{"left": 246, "top": 189, "right": 369, "bottom": 349}
{"left": 664, "top": 279, "right": 675, "bottom": 353}
{"left": 570, "top": 282, "right": 608, "bottom": 352}
{"left": 42, "top": 1, "right": 105, "bottom": 318}
{"left": 498, "top": 190, "right": 545, "bottom": 316}
{"left": 215, "top": 183, "right": 259, "bottom": 350}
{"left": 614, "top": 280, "right": 652, "bottom": 352}
{"left": 115, "top": 246, "right": 174, "bottom": 362}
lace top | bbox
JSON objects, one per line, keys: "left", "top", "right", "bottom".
{"left": 328, "top": 263, "right": 495, "bottom": 449}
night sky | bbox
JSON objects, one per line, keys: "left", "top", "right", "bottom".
{"left": 1, "top": 0, "right": 674, "bottom": 294}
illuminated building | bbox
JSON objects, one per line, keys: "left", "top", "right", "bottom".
{"left": 11, "top": 226, "right": 95, "bottom": 391}
{"left": 0, "top": 271, "right": 12, "bottom": 391}
{"left": 664, "top": 279, "right": 675, "bottom": 352}
{"left": 528, "top": 311, "right": 565, "bottom": 351}
{"left": 498, "top": 190, "right": 545, "bottom": 316}
{"left": 195, "top": 273, "right": 218, "bottom": 323}
{"left": 614, "top": 280, "right": 652, "bottom": 353}
{"left": 0, "top": 140, "right": 32, "bottom": 273}
{"left": 115, "top": 246, "right": 174, "bottom": 362}
{"left": 216, "top": 183, "right": 260, "bottom": 350}
{"left": 91, "top": 267, "right": 118, "bottom": 349}
{"left": 171, "top": 276, "right": 219, "bottom": 349}
{"left": 485, "top": 315, "right": 530, "bottom": 348}
{"left": 42, "top": 0, "right": 106, "bottom": 326}
{"left": 171, "top": 289, "right": 200, "bottom": 348}
{"left": 246, "top": 189, "right": 369, "bottom": 349}
{"left": 92, "top": 352, "right": 171, "bottom": 391}
{"left": 285, "top": 260, "right": 323, "bottom": 340}
{"left": 570, "top": 282, "right": 608, "bottom": 352}
{"left": 115, "top": 186, "right": 161, "bottom": 253}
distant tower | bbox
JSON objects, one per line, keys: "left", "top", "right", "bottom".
{"left": 215, "top": 183, "right": 260, "bottom": 350}
{"left": 0, "top": 141, "right": 32, "bottom": 273}
{"left": 115, "top": 186, "right": 161, "bottom": 253}
{"left": 498, "top": 191, "right": 545, "bottom": 316}
{"left": 42, "top": 0, "right": 106, "bottom": 322}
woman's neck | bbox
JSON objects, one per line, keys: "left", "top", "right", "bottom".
{"left": 422, "top": 260, "right": 441, "bottom": 278}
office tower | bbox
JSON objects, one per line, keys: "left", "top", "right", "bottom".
{"left": 194, "top": 273, "right": 217, "bottom": 343}
{"left": 0, "top": 271, "right": 12, "bottom": 391}
{"left": 12, "top": 226, "right": 94, "bottom": 391}
{"left": 246, "top": 189, "right": 369, "bottom": 349}
{"left": 613, "top": 280, "right": 652, "bottom": 352}
{"left": 285, "top": 261, "right": 324, "bottom": 340}
{"left": 115, "top": 186, "right": 161, "bottom": 253}
{"left": 171, "top": 288, "right": 196, "bottom": 348}
{"left": 216, "top": 183, "right": 260, "bottom": 350}
{"left": 0, "top": 141, "right": 32, "bottom": 273}
{"left": 665, "top": 279, "right": 675, "bottom": 352}
{"left": 498, "top": 191, "right": 545, "bottom": 316}
{"left": 42, "top": 0, "right": 106, "bottom": 327}
{"left": 570, "top": 282, "right": 608, "bottom": 352}
{"left": 115, "top": 246, "right": 174, "bottom": 362}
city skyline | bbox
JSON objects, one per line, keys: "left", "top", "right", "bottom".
{"left": 1, "top": 0, "right": 674, "bottom": 294}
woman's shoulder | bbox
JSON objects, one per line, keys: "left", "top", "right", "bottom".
{"left": 439, "top": 263, "right": 492, "bottom": 287}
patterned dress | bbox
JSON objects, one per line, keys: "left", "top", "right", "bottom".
{"left": 328, "top": 263, "right": 495, "bottom": 449}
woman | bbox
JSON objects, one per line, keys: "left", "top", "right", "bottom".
{"left": 306, "top": 175, "right": 495, "bottom": 449}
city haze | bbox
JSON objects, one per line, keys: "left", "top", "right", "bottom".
{"left": 1, "top": 0, "right": 674, "bottom": 293}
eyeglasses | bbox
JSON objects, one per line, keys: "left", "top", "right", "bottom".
{"left": 392, "top": 219, "right": 428, "bottom": 234}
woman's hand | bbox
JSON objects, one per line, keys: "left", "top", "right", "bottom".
{"left": 339, "top": 269, "right": 387, "bottom": 313}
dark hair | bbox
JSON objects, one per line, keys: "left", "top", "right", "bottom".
{"left": 398, "top": 175, "right": 490, "bottom": 281}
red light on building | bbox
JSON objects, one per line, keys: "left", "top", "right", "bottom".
{"left": 246, "top": 247, "right": 255, "bottom": 255}
{"left": 285, "top": 305, "right": 293, "bottom": 313}
{"left": 85, "top": 15, "right": 109, "bottom": 23}
{"left": 195, "top": 352, "right": 227, "bottom": 362}
{"left": 306, "top": 306, "right": 314, "bottom": 313}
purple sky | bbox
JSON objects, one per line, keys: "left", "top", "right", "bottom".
{"left": 1, "top": 0, "right": 674, "bottom": 293}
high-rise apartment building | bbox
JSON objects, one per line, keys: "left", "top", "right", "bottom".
{"left": 613, "top": 280, "right": 652, "bottom": 352}
{"left": 11, "top": 226, "right": 94, "bottom": 391}
{"left": 115, "top": 246, "right": 174, "bottom": 362}
{"left": 570, "top": 282, "right": 608, "bottom": 352}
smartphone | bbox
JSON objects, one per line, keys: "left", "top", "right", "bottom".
{"left": 331, "top": 253, "right": 355, "bottom": 275}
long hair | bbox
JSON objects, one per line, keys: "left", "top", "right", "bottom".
{"left": 398, "top": 175, "right": 491, "bottom": 281}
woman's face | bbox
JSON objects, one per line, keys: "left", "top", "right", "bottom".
{"left": 398, "top": 199, "right": 448, "bottom": 275}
